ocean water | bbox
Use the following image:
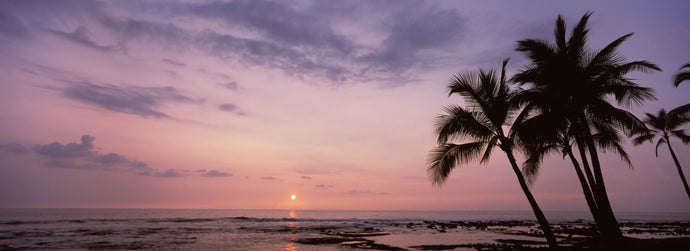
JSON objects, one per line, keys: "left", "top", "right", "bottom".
{"left": 1, "top": 209, "right": 688, "bottom": 250}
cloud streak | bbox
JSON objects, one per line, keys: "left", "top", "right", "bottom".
{"left": 197, "top": 169, "right": 232, "bottom": 177}
{"left": 1, "top": 0, "right": 471, "bottom": 85}
{"left": 344, "top": 190, "right": 389, "bottom": 196}
{"left": 62, "top": 82, "right": 196, "bottom": 118}
{"left": 5, "top": 135, "right": 186, "bottom": 178}
{"left": 50, "top": 25, "right": 127, "bottom": 53}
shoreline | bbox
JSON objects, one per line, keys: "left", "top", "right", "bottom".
{"left": 294, "top": 220, "right": 690, "bottom": 250}
{"left": 1, "top": 210, "right": 688, "bottom": 250}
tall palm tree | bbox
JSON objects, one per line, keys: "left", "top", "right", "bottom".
{"left": 427, "top": 59, "right": 558, "bottom": 249}
{"left": 674, "top": 63, "right": 690, "bottom": 87}
{"left": 633, "top": 105, "right": 690, "bottom": 199}
{"left": 511, "top": 12, "right": 660, "bottom": 240}
{"left": 515, "top": 113, "right": 633, "bottom": 230}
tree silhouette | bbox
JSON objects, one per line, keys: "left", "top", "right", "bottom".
{"left": 427, "top": 59, "right": 558, "bottom": 249}
{"left": 633, "top": 105, "right": 690, "bottom": 199}
{"left": 511, "top": 12, "right": 660, "bottom": 240}
{"left": 515, "top": 112, "right": 633, "bottom": 230}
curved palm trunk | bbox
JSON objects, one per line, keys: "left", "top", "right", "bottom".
{"left": 574, "top": 137, "right": 599, "bottom": 199}
{"left": 565, "top": 148, "right": 602, "bottom": 226}
{"left": 664, "top": 136, "right": 690, "bottom": 200}
{"left": 579, "top": 115, "right": 623, "bottom": 240}
{"left": 504, "top": 149, "right": 558, "bottom": 249}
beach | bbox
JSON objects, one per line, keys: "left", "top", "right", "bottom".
{"left": 1, "top": 209, "right": 688, "bottom": 250}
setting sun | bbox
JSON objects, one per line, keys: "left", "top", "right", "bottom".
{"left": 290, "top": 194, "right": 296, "bottom": 200}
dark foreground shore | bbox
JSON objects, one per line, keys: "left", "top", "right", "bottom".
{"left": 1, "top": 214, "right": 688, "bottom": 250}
{"left": 295, "top": 221, "right": 690, "bottom": 250}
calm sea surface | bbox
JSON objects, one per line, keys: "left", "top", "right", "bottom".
{"left": 1, "top": 209, "right": 688, "bottom": 250}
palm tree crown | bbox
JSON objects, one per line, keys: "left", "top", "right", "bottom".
{"left": 633, "top": 105, "right": 690, "bottom": 199}
{"left": 427, "top": 59, "right": 559, "bottom": 248}
{"left": 510, "top": 12, "right": 660, "bottom": 240}
{"left": 428, "top": 59, "right": 516, "bottom": 185}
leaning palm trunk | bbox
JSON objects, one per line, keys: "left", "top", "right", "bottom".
{"left": 664, "top": 136, "right": 690, "bottom": 199}
{"left": 513, "top": 12, "right": 660, "bottom": 241}
{"left": 564, "top": 148, "right": 602, "bottom": 226}
{"left": 580, "top": 116, "right": 623, "bottom": 240}
{"left": 428, "top": 59, "right": 558, "bottom": 249}
{"left": 504, "top": 148, "right": 558, "bottom": 248}
{"left": 633, "top": 107, "right": 690, "bottom": 200}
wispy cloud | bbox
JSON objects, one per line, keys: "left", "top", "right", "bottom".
{"left": 62, "top": 82, "right": 197, "bottom": 118}
{"left": 49, "top": 25, "right": 127, "bottom": 53}
{"left": 161, "top": 58, "right": 186, "bottom": 67}
{"left": 219, "top": 81, "right": 239, "bottom": 91}
{"left": 344, "top": 190, "right": 389, "bottom": 196}
{"left": 0, "top": 142, "right": 30, "bottom": 155}
{"left": 360, "top": 5, "right": 465, "bottom": 73}
{"left": 218, "top": 103, "right": 238, "bottom": 112}
{"left": 198, "top": 169, "right": 232, "bottom": 177}
{"left": 5, "top": 135, "right": 186, "bottom": 178}
{"left": 1, "top": 0, "right": 471, "bottom": 85}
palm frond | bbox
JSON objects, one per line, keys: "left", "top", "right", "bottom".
{"left": 643, "top": 111, "right": 666, "bottom": 131}
{"left": 521, "top": 142, "right": 560, "bottom": 185}
{"left": 607, "top": 81, "right": 657, "bottom": 107}
{"left": 515, "top": 39, "right": 556, "bottom": 64}
{"left": 587, "top": 33, "right": 633, "bottom": 71}
{"left": 587, "top": 100, "right": 648, "bottom": 136}
{"left": 427, "top": 142, "right": 485, "bottom": 186}
{"left": 667, "top": 103, "right": 690, "bottom": 128}
{"left": 674, "top": 63, "right": 690, "bottom": 87}
{"left": 500, "top": 58, "right": 510, "bottom": 88}
{"left": 632, "top": 133, "right": 655, "bottom": 146}
{"left": 611, "top": 60, "right": 662, "bottom": 75}
{"left": 480, "top": 136, "right": 500, "bottom": 164}
{"left": 592, "top": 131, "right": 633, "bottom": 169}
{"left": 669, "top": 103, "right": 690, "bottom": 119}
{"left": 655, "top": 138, "right": 667, "bottom": 157}
{"left": 670, "top": 130, "right": 690, "bottom": 144}
{"left": 555, "top": 15, "right": 567, "bottom": 51}
{"left": 435, "top": 105, "right": 493, "bottom": 144}
{"left": 567, "top": 12, "right": 592, "bottom": 65}
{"left": 448, "top": 72, "right": 493, "bottom": 114}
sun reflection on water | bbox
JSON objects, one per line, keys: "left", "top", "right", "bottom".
{"left": 283, "top": 242, "right": 299, "bottom": 251}
{"left": 283, "top": 210, "right": 299, "bottom": 250}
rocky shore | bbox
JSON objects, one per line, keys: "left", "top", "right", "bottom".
{"left": 294, "top": 220, "right": 690, "bottom": 250}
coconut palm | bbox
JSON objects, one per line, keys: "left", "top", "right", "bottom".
{"left": 511, "top": 12, "right": 660, "bottom": 240}
{"left": 674, "top": 63, "right": 690, "bottom": 87}
{"left": 515, "top": 112, "right": 633, "bottom": 231}
{"left": 427, "top": 59, "right": 558, "bottom": 249}
{"left": 633, "top": 105, "right": 690, "bottom": 199}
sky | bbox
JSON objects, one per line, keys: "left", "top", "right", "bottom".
{"left": 0, "top": 0, "right": 689, "bottom": 212}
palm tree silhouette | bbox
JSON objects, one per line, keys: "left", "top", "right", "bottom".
{"left": 511, "top": 12, "right": 660, "bottom": 240}
{"left": 633, "top": 106, "right": 690, "bottom": 199}
{"left": 427, "top": 59, "right": 558, "bottom": 249}
{"left": 515, "top": 113, "right": 633, "bottom": 230}
{"left": 674, "top": 63, "right": 690, "bottom": 87}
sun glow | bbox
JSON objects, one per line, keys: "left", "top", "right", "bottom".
{"left": 290, "top": 194, "right": 296, "bottom": 200}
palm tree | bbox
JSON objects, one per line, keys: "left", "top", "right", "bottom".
{"left": 633, "top": 105, "right": 690, "bottom": 199}
{"left": 515, "top": 113, "right": 633, "bottom": 230}
{"left": 674, "top": 63, "right": 690, "bottom": 87}
{"left": 427, "top": 59, "right": 558, "bottom": 249}
{"left": 511, "top": 12, "right": 660, "bottom": 240}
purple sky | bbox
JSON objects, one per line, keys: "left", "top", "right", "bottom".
{"left": 0, "top": 0, "right": 689, "bottom": 212}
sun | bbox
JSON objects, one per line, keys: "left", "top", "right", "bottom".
{"left": 290, "top": 194, "right": 296, "bottom": 200}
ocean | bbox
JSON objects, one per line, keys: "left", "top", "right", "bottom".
{"left": 1, "top": 209, "right": 688, "bottom": 250}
